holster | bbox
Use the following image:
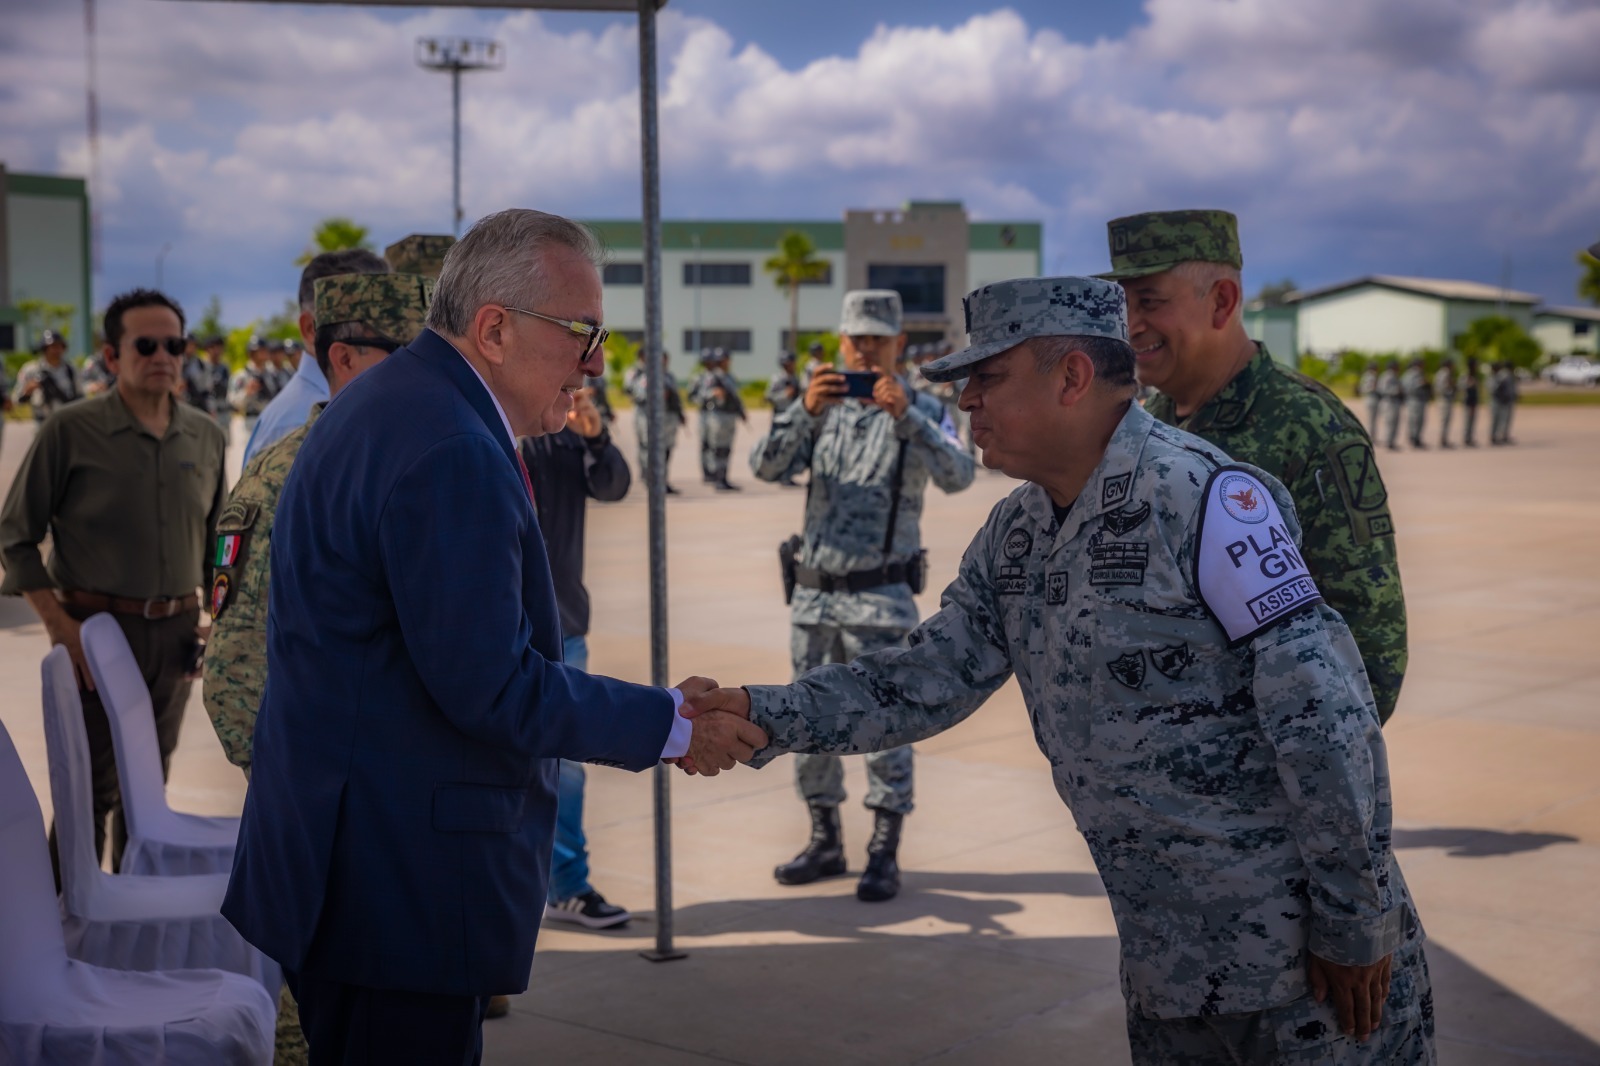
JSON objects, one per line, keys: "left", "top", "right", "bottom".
{"left": 779, "top": 534, "right": 802, "bottom": 604}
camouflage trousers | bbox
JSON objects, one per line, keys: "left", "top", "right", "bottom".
{"left": 1436, "top": 400, "right": 1454, "bottom": 445}
{"left": 790, "top": 622, "right": 914, "bottom": 815}
{"left": 1381, "top": 401, "right": 1402, "bottom": 448}
{"left": 1125, "top": 944, "right": 1435, "bottom": 1066}
{"left": 634, "top": 412, "right": 676, "bottom": 479}
{"left": 700, "top": 412, "right": 739, "bottom": 482}
{"left": 1405, "top": 400, "right": 1428, "bottom": 445}
{"left": 1490, "top": 400, "right": 1514, "bottom": 444}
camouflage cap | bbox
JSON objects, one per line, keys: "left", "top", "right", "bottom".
{"left": 384, "top": 234, "right": 456, "bottom": 279}
{"left": 840, "top": 289, "right": 903, "bottom": 337}
{"left": 1098, "top": 209, "right": 1242, "bottom": 281}
{"left": 921, "top": 276, "right": 1128, "bottom": 383}
{"left": 314, "top": 272, "right": 434, "bottom": 346}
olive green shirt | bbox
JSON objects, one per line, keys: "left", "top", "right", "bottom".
{"left": 1145, "top": 345, "right": 1408, "bottom": 723}
{"left": 203, "top": 405, "right": 319, "bottom": 776}
{"left": 0, "top": 388, "right": 228, "bottom": 600}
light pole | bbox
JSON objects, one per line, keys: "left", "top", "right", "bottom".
{"left": 415, "top": 37, "right": 504, "bottom": 237}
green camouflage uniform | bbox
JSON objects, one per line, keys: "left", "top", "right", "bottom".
{"left": 747, "top": 276, "right": 1432, "bottom": 1065}
{"left": 1102, "top": 210, "right": 1408, "bottom": 723}
{"left": 383, "top": 233, "right": 456, "bottom": 278}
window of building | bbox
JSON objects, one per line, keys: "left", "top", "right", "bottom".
{"left": 867, "top": 264, "right": 946, "bottom": 314}
{"left": 603, "top": 262, "right": 643, "bottom": 285}
{"left": 1575, "top": 321, "right": 1592, "bottom": 336}
{"left": 684, "top": 329, "right": 752, "bottom": 353}
{"left": 683, "top": 262, "right": 752, "bottom": 286}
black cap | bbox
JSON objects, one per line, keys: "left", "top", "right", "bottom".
{"left": 35, "top": 329, "right": 64, "bottom": 352}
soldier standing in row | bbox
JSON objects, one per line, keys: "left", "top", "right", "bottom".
{"left": 691, "top": 347, "right": 746, "bottom": 492}
{"left": 767, "top": 351, "right": 801, "bottom": 414}
{"left": 692, "top": 276, "right": 1434, "bottom": 1064}
{"left": 1460, "top": 357, "right": 1482, "bottom": 446}
{"left": 749, "top": 289, "right": 974, "bottom": 902}
{"left": 229, "top": 339, "right": 278, "bottom": 434}
{"left": 1401, "top": 357, "right": 1430, "bottom": 449}
{"left": 1432, "top": 361, "right": 1457, "bottom": 448}
{"left": 1102, "top": 209, "right": 1408, "bottom": 724}
{"left": 1358, "top": 362, "right": 1380, "bottom": 435}
{"left": 1490, "top": 362, "right": 1518, "bottom": 445}
{"left": 80, "top": 343, "right": 116, "bottom": 397}
{"left": 11, "top": 330, "right": 82, "bottom": 422}
{"left": 1377, "top": 359, "right": 1403, "bottom": 451}
{"left": 204, "top": 272, "right": 433, "bottom": 1066}
{"left": 626, "top": 348, "right": 685, "bottom": 494}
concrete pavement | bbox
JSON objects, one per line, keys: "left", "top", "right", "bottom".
{"left": 0, "top": 403, "right": 1596, "bottom": 1064}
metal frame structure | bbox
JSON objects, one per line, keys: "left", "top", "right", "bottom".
{"left": 160, "top": 0, "right": 682, "bottom": 962}
{"left": 415, "top": 37, "right": 504, "bottom": 237}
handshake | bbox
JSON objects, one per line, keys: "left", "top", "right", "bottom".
{"left": 666, "top": 677, "right": 763, "bottom": 777}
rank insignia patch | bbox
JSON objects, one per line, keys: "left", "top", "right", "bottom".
{"left": 1100, "top": 473, "right": 1132, "bottom": 509}
{"left": 1108, "top": 651, "right": 1146, "bottom": 690}
{"left": 210, "top": 573, "right": 232, "bottom": 618}
{"left": 1102, "top": 501, "right": 1151, "bottom": 538}
{"left": 1150, "top": 643, "right": 1195, "bottom": 681}
{"left": 1046, "top": 572, "right": 1068, "bottom": 605}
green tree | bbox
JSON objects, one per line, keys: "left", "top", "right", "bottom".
{"left": 601, "top": 330, "right": 640, "bottom": 393}
{"left": 1578, "top": 250, "right": 1600, "bottom": 307}
{"left": 295, "top": 217, "right": 373, "bottom": 267}
{"left": 1252, "top": 278, "right": 1298, "bottom": 308}
{"left": 15, "top": 298, "right": 75, "bottom": 343}
{"left": 763, "top": 231, "right": 829, "bottom": 359}
{"left": 1456, "top": 316, "right": 1542, "bottom": 370}
{"left": 195, "top": 295, "right": 226, "bottom": 339}
{"left": 257, "top": 299, "right": 304, "bottom": 342}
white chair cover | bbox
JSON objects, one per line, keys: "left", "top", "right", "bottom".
{"left": 79, "top": 614, "right": 240, "bottom": 876}
{"left": 0, "top": 707, "right": 275, "bottom": 1065}
{"left": 41, "top": 646, "right": 280, "bottom": 992}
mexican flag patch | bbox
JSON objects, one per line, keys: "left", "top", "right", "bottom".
{"left": 215, "top": 534, "right": 242, "bottom": 567}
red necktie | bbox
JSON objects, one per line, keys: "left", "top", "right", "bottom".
{"left": 517, "top": 450, "right": 537, "bottom": 507}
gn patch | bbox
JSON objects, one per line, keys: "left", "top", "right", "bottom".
{"left": 1327, "top": 439, "right": 1393, "bottom": 544}
{"left": 1195, "top": 466, "right": 1324, "bottom": 643}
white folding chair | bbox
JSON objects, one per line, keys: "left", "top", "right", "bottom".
{"left": 0, "top": 707, "right": 275, "bottom": 1065}
{"left": 40, "top": 645, "right": 280, "bottom": 991}
{"left": 79, "top": 613, "right": 240, "bottom": 875}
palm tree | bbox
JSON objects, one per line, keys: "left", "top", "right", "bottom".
{"left": 764, "top": 231, "right": 829, "bottom": 361}
{"left": 1578, "top": 250, "right": 1600, "bottom": 308}
{"left": 295, "top": 217, "right": 373, "bottom": 266}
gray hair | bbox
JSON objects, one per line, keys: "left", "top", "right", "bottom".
{"left": 426, "top": 209, "right": 604, "bottom": 337}
{"left": 1029, "top": 334, "right": 1136, "bottom": 389}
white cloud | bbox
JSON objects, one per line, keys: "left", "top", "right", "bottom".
{"left": 1, "top": 0, "right": 1597, "bottom": 320}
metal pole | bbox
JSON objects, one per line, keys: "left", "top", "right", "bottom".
{"left": 637, "top": 0, "right": 683, "bottom": 964}
{"left": 451, "top": 64, "right": 462, "bottom": 237}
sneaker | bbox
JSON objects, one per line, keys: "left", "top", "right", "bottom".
{"left": 544, "top": 890, "right": 631, "bottom": 929}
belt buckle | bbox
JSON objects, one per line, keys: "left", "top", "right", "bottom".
{"left": 143, "top": 597, "right": 176, "bottom": 620}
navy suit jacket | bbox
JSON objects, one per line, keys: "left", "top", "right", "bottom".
{"left": 222, "top": 329, "right": 673, "bottom": 996}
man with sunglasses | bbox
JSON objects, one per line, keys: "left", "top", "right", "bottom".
{"left": 749, "top": 289, "right": 974, "bottom": 902}
{"left": 224, "top": 209, "right": 764, "bottom": 1065}
{"left": 0, "top": 288, "right": 227, "bottom": 876}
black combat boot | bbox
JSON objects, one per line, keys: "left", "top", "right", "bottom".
{"left": 774, "top": 805, "right": 845, "bottom": 885}
{"left": 855, "top": 810, "right": 903, "bottom": 902}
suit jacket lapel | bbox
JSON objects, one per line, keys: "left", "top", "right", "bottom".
{"left": 409, "top": 328, "right": 519, "bottom": 467}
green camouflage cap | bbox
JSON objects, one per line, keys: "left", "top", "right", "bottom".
{"left": 384, "top": 234, "right": 456, "bottom": 279}
{"left": 840, "top": 289, "right": 903, "bottom": 336}
{"left": 1098, "top": 209, "right": 1242, "bottom": 280}
{"left": 314, "top": 273, "right": 434, "bottom": 345}
{"left": 922, "top": 276, "right": 1127, "bottom": 383}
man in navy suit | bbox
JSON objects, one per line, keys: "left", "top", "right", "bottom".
{"left": 223, "top": 209, "right": 765, "bottom": 1065}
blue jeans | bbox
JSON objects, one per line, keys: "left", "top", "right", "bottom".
{"left": 549, "top": 634, "right": 591, "bottom": 904}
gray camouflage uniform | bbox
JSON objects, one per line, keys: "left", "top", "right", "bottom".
{"left": 691, "top": 359, "right": 745, "bottom": 485}
{"left": 745, "top": 274, "right": 1432, "bottom": 1065}
{"left": 749, "top": 373, "right": 974, "bottom": 814}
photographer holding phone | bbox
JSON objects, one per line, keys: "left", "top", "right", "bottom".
{"left": 751, "top": 289, "right": 974, "bottom": 902}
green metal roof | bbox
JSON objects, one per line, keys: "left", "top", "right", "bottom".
{"left": 6, "top": 173, "right": 87, "bottom": 199}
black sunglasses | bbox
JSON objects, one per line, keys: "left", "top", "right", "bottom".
{"left": 131, "top": 336, "right": 187, "bottom": 357}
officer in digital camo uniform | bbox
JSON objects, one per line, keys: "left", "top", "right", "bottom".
{"left": 695, "top": 276, "right": 1432, "bottom": 1064}
{"left": 204, "top": 273, "right": 432, "bottom": 778}
{"left": 690, "top": 347, "right": 746, "bottom": 490}
{"left": 749, "top": 289, "right": 974, "bottom": 902}
{"left": 1100, "top": 211, "right": 1409, "bottom": 724}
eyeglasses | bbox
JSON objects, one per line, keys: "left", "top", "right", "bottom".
{"left": 503, "top": 306, "right": 609, "bottom": 359}
{"left": 132, "top": 336, "right": 187, "bottom": 357}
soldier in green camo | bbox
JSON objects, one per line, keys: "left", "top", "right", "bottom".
{"left": 383, "top": 233, "right": 456, "bottom": 278}
{"left": 1100, "top": 209, "right": 1408, "bottom": 723}
{"left": 203, "top": 273, "right": 432, "bottom": 776}
{"left": 688, "top": 276, "right": 1433, "bottom": 1064}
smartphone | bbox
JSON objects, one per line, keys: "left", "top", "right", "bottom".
{"left": 840, "top": 371, "right": 879, "bottom": 398}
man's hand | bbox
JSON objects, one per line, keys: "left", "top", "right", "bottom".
{"left": 45, "top": 613, "right": 92, "bottom": 691}
{"left": 677, "top": 710, "right": 767, "bottom": 777}
{"left": 803, "top": 369, "right": 848, "bottom": 416}
{"left": 682, "top": 685, "right": 752, "bottom": 721}
{"left": 1308, "top": 952, "right": 1391, "bottom": 1041}
{"left": 567, "top": 387, "right": 605, "bottom": 438}
{"left": 872, "top": 374, "right": 909, "bottom": 419}
{"left": 673, "top": 675, "right": 719, "bottom": 701}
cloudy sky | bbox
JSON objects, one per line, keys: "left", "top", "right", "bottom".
{"left": 2, "top": 0, "right": 1598, "bottom": 325}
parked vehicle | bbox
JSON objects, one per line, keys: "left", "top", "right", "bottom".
{"left": 1542, "top": 358, "right": 1600, "bottom": 386}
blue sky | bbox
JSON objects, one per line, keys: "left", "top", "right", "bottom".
{"left": 2, "top": 0, "right": 1597, "bottom": 326}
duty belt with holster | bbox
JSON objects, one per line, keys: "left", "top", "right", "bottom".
{"left": 779, "top": 439, "right": 926, "bottom": 603}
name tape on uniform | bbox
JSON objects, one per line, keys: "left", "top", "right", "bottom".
{"left": 1195, "top": 467, "right": 1323, "bottom": 643}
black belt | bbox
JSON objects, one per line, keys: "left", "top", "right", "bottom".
{"left": 793, "top": 563, "right": 909, "bottom": 594}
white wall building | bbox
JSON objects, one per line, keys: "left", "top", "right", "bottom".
{"left": 1533, "top": 306, "right": 1600, "bottom": 357}
{"left": 586, "top": 202, "right": 1041, "bottom": 379}
{"left": 1289, "top": 275, "right": 1540, "bottom": 357}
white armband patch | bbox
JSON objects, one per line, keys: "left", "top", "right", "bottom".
{"left": 1195, "top": 467, "right": 1323, "bottom": 643}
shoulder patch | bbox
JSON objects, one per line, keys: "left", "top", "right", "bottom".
{"left": 216, "top": 499, "right": 260, "bottom": 534}
{"left": 1324, "top": 438, "right": 1393, "bottom": 544}
{"left": 1195, "top": 466, "right": 1323, "bottom": 643}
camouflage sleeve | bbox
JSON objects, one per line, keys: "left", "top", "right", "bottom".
{"left": 1297, "top": 433, "right": 1408, "bottom": 722}
{"left": 749, "top": 401, "right": 818, "bottom": 482}
{"left": 202, "top": 485, "right": 274, "bottom": 776}
{"left": 897, "top": 400, "right": 975, "bottom": 494}
{"left": 1250, "top": 604, "right": 1407, "bottom": 967}
{"left": 747, "top": 527, "right": 1014, "bottom": 763}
